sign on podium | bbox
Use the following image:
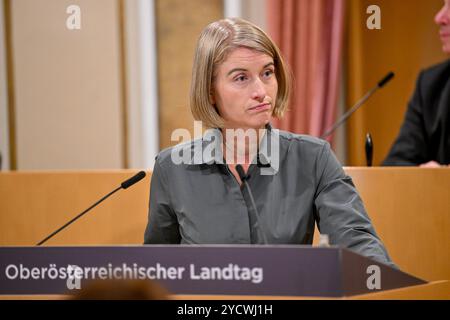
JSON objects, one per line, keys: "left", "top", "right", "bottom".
{"left": 0, "top": 245, "right": 425, "bottom": 297}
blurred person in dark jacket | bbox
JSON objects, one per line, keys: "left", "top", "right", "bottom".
{"left": 383, "top": 1, "right": 450, "bottom": 167}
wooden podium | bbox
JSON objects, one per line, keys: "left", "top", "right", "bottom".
{"left": 344, "top": 167, "right": 450, "bottom": 283}
{"left": 0, "top": 168, "right": 449, "bottom": 299}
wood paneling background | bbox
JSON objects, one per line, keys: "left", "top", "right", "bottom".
{"left": 0, "top": 171, "right": 150, "bottom": 245}
{"left": 155, "top": 0, "right": 223, "bottom": 149}
{"left": 6, "top": 0, "right": 125, "bottom": 170}
{"left": 345, "top": 167, "right": 450, "bottom": 282}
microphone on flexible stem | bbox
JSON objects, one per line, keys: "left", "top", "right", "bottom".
{"left": 36, "top": 171, "right": 146, "bottom": 246}
{"left": 365, "top": 133, "right": 373, "bottom": 167}
{"left": 235, "top": 165, "right": 268, "bottom": 244}
{"left": 320, "top": 72, "right": 395, "bottom": 140}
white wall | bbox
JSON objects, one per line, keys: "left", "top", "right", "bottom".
{"left": 224, "top": 0, "right": 242, "bottom": 18}
{"left": 224, "top": 0, "right": 267, "bottom": 31}
{"left": 0, "top": 1, "right": 10, "bottom": 170}
{"left": 124, "top": 0, "right": 159, "bottom": 170}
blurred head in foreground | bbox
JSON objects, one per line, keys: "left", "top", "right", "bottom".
{"left": 71, "top": 279, "right": 170, "bottom": 300}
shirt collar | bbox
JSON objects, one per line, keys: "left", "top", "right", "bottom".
{"left": 199, "top": 128, "right": 224, "bottom": 165}
{"left": 257, "top": 123, "right": 280, "bottom": 175}
{"left": 196, "top": 123, "right": 279, "bottom": 171}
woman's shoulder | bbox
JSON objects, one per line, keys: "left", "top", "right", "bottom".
{"left": 267, "top": 129, "right": 334, "bottom": 167}
{"left": 277, "top": 130, "right": 330, "bottom": 152}
{"left": 154, "top": 138, "right": 206, "bottom": 168}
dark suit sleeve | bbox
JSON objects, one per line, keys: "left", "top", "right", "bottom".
{"left": 144, "top": 159, "right": 181, "bottom": 244}
{"left": 315, "top": 142, "right": 396, "bottom": 268}
{"left": 383, "top": 72, "right": 429, "bottom": 165}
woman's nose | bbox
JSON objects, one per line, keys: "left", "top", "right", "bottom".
{"left": 435, "top": 6, "right": 450, "bottom": 26}
{"left": 251, "top": 78, "right": 267, "bottom": 101}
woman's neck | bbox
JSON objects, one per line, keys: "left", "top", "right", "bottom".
{"left": 221, "top": 126, "right": 266, "bottom": 165}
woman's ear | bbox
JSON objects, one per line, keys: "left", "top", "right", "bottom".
{"left": 209, "top": 90, "right": 216, "bottom": 105}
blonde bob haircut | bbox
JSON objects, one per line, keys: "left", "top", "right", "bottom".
{"left": 190, "top": 18, "right": 291, "bottom": 128}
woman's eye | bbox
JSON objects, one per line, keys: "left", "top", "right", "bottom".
{"left": 263, "top": 70, "right": 274, "bottom": 78}
{"left": 235, "top": 75, "right": 247, "bottom": 82}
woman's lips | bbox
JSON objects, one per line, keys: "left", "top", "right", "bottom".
{"left": 248, "top": 103, "right": 271, "bottom": 112}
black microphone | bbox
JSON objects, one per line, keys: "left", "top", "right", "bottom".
{"left": 320, "top": 72, "right": 395, "bottom": 139}
{"left": 365, "top": 133, "right": 373, "bottom": 167}
{"left": 377, "top": 72, "right": 394, "bottom": 88}
{"left": 235, "top": 165, "right": 268, "bottom": 244}
{"left": 121, "top": 171, "right": 146, "bottom": 189}
{"left": 36, "top": 171, "right": 146, "bottom": 246}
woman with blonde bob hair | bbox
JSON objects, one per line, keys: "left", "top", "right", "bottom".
{"left": 145, "top": 18, "right": 395, "bottom": 269}
{"left": 190, "top": 18, "right": 290, "bottom": 129}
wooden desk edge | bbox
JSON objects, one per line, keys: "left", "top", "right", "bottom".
{"left": 0, "top": 280, "right": 448, "bottom": 300}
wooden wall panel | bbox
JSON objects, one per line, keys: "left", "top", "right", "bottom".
{"left": 7, "top": 0, "right": 125, "bottom": 170}
{"left": 0, "top": 171, "right": 150, "bottom": 245}
{"left": 346, "top": 167, "right": 450, "bottom": 282}
{"left": 155, "top": 0, "right": 223, "bottom": 149}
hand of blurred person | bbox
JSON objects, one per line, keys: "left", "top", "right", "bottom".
{"left": 71, "top": 279, "right": 170, "bottom": 300}
{"left": 419, "top": 160, "right": 444, "bottom": 168}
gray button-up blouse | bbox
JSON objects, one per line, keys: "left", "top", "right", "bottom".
{"left": 144, "top": 126, "right": 395, "bottom": 268}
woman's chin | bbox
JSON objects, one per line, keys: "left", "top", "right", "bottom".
{"left": 226, "top": 114, "right": 271, "bottom": 130}
{"left": 250, "top": 114, "right": 271, "bottom": 128}
{"left": 239, "top": 121, "right": 269, "bottom": 130}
